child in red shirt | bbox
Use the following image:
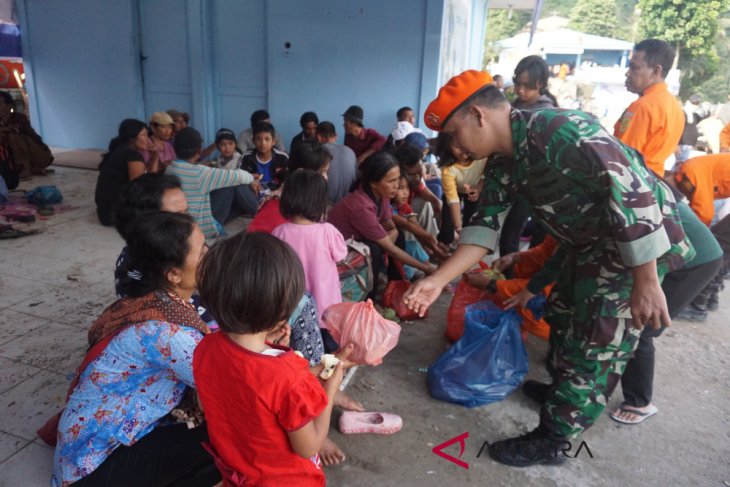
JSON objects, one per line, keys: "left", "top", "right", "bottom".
{"left": 194, "top": 232, "right": 345, "bottom": 486}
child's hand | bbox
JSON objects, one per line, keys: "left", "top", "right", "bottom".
{"left": 334, "top": 343, "right": 357, "bottom": 369}
{"left": 322, "top": 362, "right": 345, "bottom": 398}
{"left": 266, "top": 323, "right": 291, "bottom": 347}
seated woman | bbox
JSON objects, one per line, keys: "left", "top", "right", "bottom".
{"left": 51, "top": 212, "right": 220, "bottom": 487}
{"left": 328, "top": 151, "right": 435, "bottom": 298}
{"left": 95, "top": 119, "right": 159, "bottom": 226}
{"left": 0, "top": 90, "right": 53, "bottom": 178}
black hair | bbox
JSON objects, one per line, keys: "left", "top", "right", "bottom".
{"left": 250, "top": 109, "right": 270, "bottom": 127}
{"left": 634, "top": 39, "right": 675, "bottom": 80}
{"left": 252, "top": 121, "right": 276, "bottom": 138}
{"left": 396, "top": 106, "right": 413, "bottom": 121}
{"left": 493, "top": 74, "right": 503, "bottom": 82}
{"left": 351, "top": 151, "right": 399, "bottom": 202}
{"left": 100, "top": 119, "right": 148, "bottom": 168}
{"left": 197, "top": 232, "right": 305, "bottom": 334}
{"left": 451, "top": 85, "right": 509, "bottom": 125}
{"left": 395, "top": 143, "right": 423, "bottom": 168}
{"left": 0, "top": 91, "right": 13, "bottom": 106}
{"left": 115, "top": 173, "right": 183, "bottom": 240}
{"left": 288, "top": 139, "right": 332, "bottom": 174}
{"left": 299, "top": 111, "right": 319, "bottom": 127}
{"left": 116, "top": 211, "right": 196, "bottom": 298}
{"left": 174, "top": 127, "right": 203, "bottom": 160}
{"left": 513, "top": 55, "right": 558, "bottom": 107}
{"left": 316, "top": 121, "right": 337, "bottom": 139}
{"left": 280, "top": 169, "right": 328, "bottom": 222}
{"left": 434, "top": 132, "right": 458, "bottom": 167}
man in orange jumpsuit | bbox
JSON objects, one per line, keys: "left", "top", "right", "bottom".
{"left": 614, "top": 39, "right": 684, "bottom": 177}
{"left": 673, "top": 153, "right": 730, "bottom": 321}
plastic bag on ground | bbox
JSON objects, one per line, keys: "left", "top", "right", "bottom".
{"left": 322, "top": 300, "right": 401, "bottom": 365}
{"left": 445, "top": 270, "right": 490, "bottom": 342}
{"left": 428, "top": 301, "right": 528, "bottom": 407}
{"left": 382, "top": 280, "right": 423, "bottom": 321}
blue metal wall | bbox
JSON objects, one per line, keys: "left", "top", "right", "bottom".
{"left": 17, "top": 0, "right": 445, "bottom": 150}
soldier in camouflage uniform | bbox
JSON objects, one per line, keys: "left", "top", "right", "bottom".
{"left": 405, "top": 70, "right": 694, "bottom": 467}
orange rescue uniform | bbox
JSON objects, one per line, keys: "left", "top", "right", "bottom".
{"left": 614, "top": 81, "right": 684, "bottom": 177}
{"left": 720, "top": 122, "right": 730, "bottom": 152}
{"left": 494, "top": 235, "right": 558, "bottom": 341}
{"left": 675, "top": 153, "right": 730, "bottom": 226}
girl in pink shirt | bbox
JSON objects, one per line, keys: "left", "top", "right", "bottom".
{"left": 272, "top": 169, "right": 348, "bottom": 352}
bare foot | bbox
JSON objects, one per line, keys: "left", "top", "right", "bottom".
{"left": 335, "top": 391, "right": 364, "bottom": 411}
{"left": 320, "top": 437, "right": 346, "bottom": 466}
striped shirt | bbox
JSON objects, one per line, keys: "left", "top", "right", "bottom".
{"left": 167, "top": 160, "right": 254, "bottom": 238}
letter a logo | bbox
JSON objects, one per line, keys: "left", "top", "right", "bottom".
{"left": 432, "top": 432, "right": 469, "bottom": 469}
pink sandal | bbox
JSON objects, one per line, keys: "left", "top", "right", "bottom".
{"left": 338, "top": 412, "right": 403, "bottom": 435}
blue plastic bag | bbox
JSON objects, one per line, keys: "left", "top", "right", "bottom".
{"left": 25, "top": 185, "right": 62, "bottom": 205}
{"left": 427, "top": 301, "right": 528, "bottom": 407}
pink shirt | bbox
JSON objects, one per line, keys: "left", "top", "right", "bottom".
{"left": 272, "top": 222, "right": 348, "bottom": 327}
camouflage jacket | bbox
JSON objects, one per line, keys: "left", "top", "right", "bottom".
{"left": 461, "top": 109, "right": 695, "bottom": 318}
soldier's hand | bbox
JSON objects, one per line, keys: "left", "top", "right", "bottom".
{"left": 403, "top": 276, "right": 444, "bottom": 317}
{"left": 493, "top": 252, "right": 520, "bottom": 272}
{"left": 630, "top": 262, "right": 670, "bottom": 330}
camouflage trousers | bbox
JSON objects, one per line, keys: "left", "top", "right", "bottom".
{"left": 540, "top": 298, "right": 641, "bottom": 438}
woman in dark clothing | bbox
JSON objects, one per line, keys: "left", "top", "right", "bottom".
{"left": 95, "top": 119, "right": 159, "bottom": 225}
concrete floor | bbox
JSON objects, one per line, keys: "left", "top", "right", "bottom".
{"left": 1, "top": 166, "right": 729, "bottom": 486}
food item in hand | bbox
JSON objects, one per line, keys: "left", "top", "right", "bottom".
{"left": 319, "top": 354, "right": 341, "bottom": 380}
{"left": 481, "top": 268, "right": 506, "bottom": 281}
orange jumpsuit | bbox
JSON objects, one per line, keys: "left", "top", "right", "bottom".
{"left": 614, "top": 82, "right": 684, "bottom": 177}
{"left": 675, "top": 153, "right": 730, "bottom": 226}
{"left": 494, "top": 235, "right": 558, "bottom": 340}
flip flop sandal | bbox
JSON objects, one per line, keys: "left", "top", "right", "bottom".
{"left": 338, "top": 411, "right": 403, "bottom": 435}
{"left": 609, "top": 403, "right": 658, "bottom": 425}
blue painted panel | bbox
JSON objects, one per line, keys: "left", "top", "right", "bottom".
{"left": 139, "top": 0, "right": 192, "bottom": 118}
{"left": 266, "top": 0, "right": 439, "bottom": 146}
{"left": 19, "top": 0, "right": 141, "bottom": 149}
{"left": 209, "top": 0, "right": 267, "bottom": 137}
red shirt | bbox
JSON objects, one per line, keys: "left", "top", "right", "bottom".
{"left": 193, "top": 333, "right": 328, "bottom": 487}
{"left": 344, "top": 127, "right": 386, "bottom": 159}
{"left": 246, "top": 198, "right": 288, "bottom": 234}
{"left": 327, "top": 188, "right": 393, "bottom": 241}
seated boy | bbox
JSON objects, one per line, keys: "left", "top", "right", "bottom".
{"left": 167, "top": 127, "right": 257, "bottom": 238}
{"left": 241, "top": 121, "right": 289, "bottom": 192}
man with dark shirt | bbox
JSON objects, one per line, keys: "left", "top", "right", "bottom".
{"left": 342, "top": 105, "right": 386, "bottom": 163}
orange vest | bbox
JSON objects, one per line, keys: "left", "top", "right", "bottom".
{"left": 614, "top": 82, "right": 684, "bottom": 177}
{"left": 676, "top": 153, "right": 730, "bottom": 225}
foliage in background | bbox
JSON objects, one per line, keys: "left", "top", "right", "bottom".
{"left": 568, "top": 0, "right": 621, "bottom": 38}
{"left": 693, "top": 15, "right": 730, "bottom": 103}
{"left": 638, "top": 0, "right": 730, "bottom": 98}
{"left": 482, "top": 9, "right": 531, "bottom": 66}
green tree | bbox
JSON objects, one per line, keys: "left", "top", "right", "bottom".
{"left": 568, "top": 0, "right": 620, "bottom": 37}
{"left": 638, "top": 0, "right": 730, "bottom": 97}
{"left": 483, "top": 9, "right": 531, "bottom": 67}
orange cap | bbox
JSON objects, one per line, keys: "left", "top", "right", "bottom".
{"left": 424, "top": 70, "right": 493, "bottom": 131}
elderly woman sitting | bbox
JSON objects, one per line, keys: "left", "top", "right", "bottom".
{"left": 51, "top": 212, "right": 220, "bottom": 487}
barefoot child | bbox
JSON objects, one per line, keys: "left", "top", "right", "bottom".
{"left": 194, "top": 232, "right": 344, "bottom": 486}
{"left": 272, "top": 169, "right": 348, "bottom": 353}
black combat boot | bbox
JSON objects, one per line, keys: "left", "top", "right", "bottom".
{"left": 522, "top": 380, "right": 551, "bottom": 405}
{"left": 488, "top": 424, "right": 568, "bottom": 467}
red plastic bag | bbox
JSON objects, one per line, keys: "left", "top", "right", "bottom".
{"left": 445, "top": 271, "right": 490, "bottom": 342}
{"left": 322, "top": 300, "right": 401, "bottom": 365}
{"left": 382, "top": 280, "right": 424, "bottom": 321}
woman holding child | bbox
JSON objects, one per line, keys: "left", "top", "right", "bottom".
{"left": 328, "top": 151, "right": 435, "bottom": 297}
{"left": 51, "top": 212, "right": 220, "bottom": 487}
